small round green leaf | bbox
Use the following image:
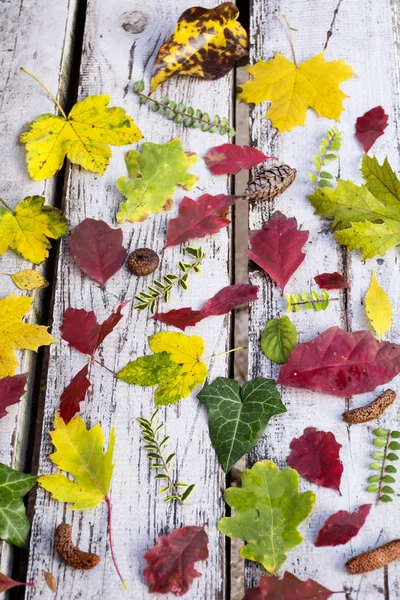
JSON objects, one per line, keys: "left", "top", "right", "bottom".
{"left": 373, "top": 438, "right": 388, "bottom": 447}
{"left": 380, "top": 494, "right": 393, "bottom": 502}
{"left": 373, "top": 428, "right": 389, "bottom": 437}
{"left": 383, "top": 475, "right": 395, "bottom": 483}
{"left": 371, "top": 451, "right": 385, "bottom": 460}
{"left": 390, "top": 441, "right": 400, "bottom": 450}
{"left": 387, "top": 453, "right": 399, "bottom": 461}
{"left": 368, "top": 475, "right": 380, "bottom": 483}
{"left": 386, "top": 465, "right": 397, "bottom": 473}
{"left": 391, "top": 431, "right": 400, "bottom": 438}
{"left": 261, "top": 316, "right": 298, "bottom": 365}
{"left": 370, "top": 462, "right": 382, "bottom": 470}
{"left": 382, "top": 485, "right": 395, "bottom": 494}
{"left": 366, "top": 483, "right": 379, "bottom": 492}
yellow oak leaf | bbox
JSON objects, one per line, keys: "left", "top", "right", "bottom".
{"left": 7, "top": 270, "right": 49, "bottom": 291}
{"left": 365, "top": 271, "right": 392, "bottom": 339}
{"left": 0, "top": 293, "right": 55, "bottom": 378}
{"left": 239, "top": 52, "right": 355, "bottom": 133}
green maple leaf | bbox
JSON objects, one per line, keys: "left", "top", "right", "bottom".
{"left": 0, "top": 463, "right": 37, "bottom": 548}
{"left": 197, "top": 377, "right": 286, "bottom": 472}
{"left": 218, "top": 460, "right": 315, "bottom": 574}
{"left": 261, "top": 316, "right": 297, "bottom": 364}
{"left": 116, "top": 138, "right": 198, "bottom": 224}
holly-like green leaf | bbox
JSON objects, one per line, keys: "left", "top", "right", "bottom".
{"left": 261, "top": 316, "right": 297, "bottom": 364}
{"left": 197, "top": 377, "right": 286, "bottom": 472}
{"left": 0, "top": 463, "right": 37, "bottom": 548}
{"left": 218, "top": 460, "right": 315, "bottom": 574}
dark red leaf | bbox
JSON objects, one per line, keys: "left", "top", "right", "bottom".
{"left": 96, "top": 300, "right": 130, "bottom": 348}
{"left": 164, "top": 193, "right": 238, "bottom": 250}
{"left": 0, "top": 572, "right": 34, "bottom": 593}
{"left": 355, "top": 106, "right": 389, "bottom": 153}
{"left": 315, "top": 504, "right": 371, "bottom": 547}
{"left": 314, "top": 272, "right": 350, "bottom": 290}
{"left": 277, "top": 326, "right": 400, "bottom": 396}
{"left": 143, "top": 525, "right": 208, "bottom": 596}
{"left": 248, "top": 211, "right": 309, "bottom": 294}
{"left": 0, "top": 374, "right": 27, "bottom": 419}
{"left": 287, "top": 427, "right": 343, "bottom": 493}
{"left": 152, "top": 308, "right": 203, "bottom": 330}
{"left": 242, "top": 572, "right": 339, "bottom": 600}
{"left": 68, "top": 218, "right": 127, "bottom": 286}
{"left": 203, "top": 144, "right": 275, "bottom": 175}
{"left": 59, "top": 364, "right": 91, "bottom": 424}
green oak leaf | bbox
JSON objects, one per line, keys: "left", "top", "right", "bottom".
{"left": 0, "top": 463, "right": 37, "bottom": 548}
{"left": 198, "top": 377, "right": 286, "bottom": 472}
{"left": 218, "top": 460, "right": 315, "bottom": 574}
{"left": 261, "top": 316, "right": 297, "bottom": 364}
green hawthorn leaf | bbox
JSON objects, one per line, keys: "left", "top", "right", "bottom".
{"left": 261, "top": 316, "right": 297, "bottom": 364}
{"left": 0, "top": 463, "right": 37, "bottom": 548}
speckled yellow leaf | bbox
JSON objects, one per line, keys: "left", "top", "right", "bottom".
{"left": 239, "top": 52, "right": 355, "bottom": 133}
{"left": 365, "top": 271, "right": 392, "bottom": 339}
{"left": 9, "top": 270, "right": 49, "bottom": 291}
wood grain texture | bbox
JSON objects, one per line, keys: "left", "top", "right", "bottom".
{"left": 247, "top": 0, "right": 400, "bottom": 598}
{"left": 25, "top": 1, "right": 234, "bottom": 597}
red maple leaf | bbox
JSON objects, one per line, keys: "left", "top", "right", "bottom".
{"left": 242, "top": 571, "right": 339, "bottom": 599}
{"left": 355, "top": 106, "right": 389, "bottom": 153}
{"left": 68, "top": 218, "right": 127, "bottom": 286}
{"left": 248, "top": 212, "right": 309, "bottom": 294}
{"left": 277, "top": 326, "right": 400, "bottom": 396}
{"left": 314, "top": 272, "right": 350, "bottom": 290}
{"left": 287, "top": 427, "right": 343, "bottom": 493}
{"left": 143, "top": 525, "right": 208, "bottom": 596}
{"left": 315, "top": 504, "right": 371, "bottom": 547}
{"left": 59, "top": 365, "right": 91, "bottom": 424}
{"left": 164, "top": 193, "right": 238, "bottom": 250}
{"left": 0, "top": 572, "right": 34, "bottom": 593}
{"left": 152, "top": 284, "right": 258, "bottom": 330}
{"left": 203, "top": 143, "right": 275, "bottom": 175}
{"left": 0, "top": 374, "right": 27, "bottom": 419}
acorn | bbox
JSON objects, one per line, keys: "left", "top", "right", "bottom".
{"left": 127, "top": 248, "right": 159, "bottom": 276}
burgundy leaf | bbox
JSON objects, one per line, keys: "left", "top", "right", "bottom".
{"left": 277, "top": 326, "right": 400, "bottom": 396}
{"left": 0, "top": 374, "right": 27, "bottom": 419}
{"left": 143, "top": 525, "right": 208, "bottom": 596}
{"left": 287, "top": 427, "right": 343, "bottom": 493}
{"left": 152, "top": 308, "right": 203, "bottom": 330}
{"left": 314, "top": 272, "right": 350, "bottom": 290}
{"left": 96, "top": 300, "right": 130, "bottom": 349}
{"left": 315, "top": 504, "right": 371, "bottom": 547}
{"left": 0, "top": 572, "right": 34, "bottom": 593}
{"left": 59, "top": 364, "right": 91, "bottom": 424}
{"left": 248, "top": 211, "right": 309, "bottom": 294}
{"left": 242, "top": 572, "right": 339, "bottom": 600}
{"left": 204, "top": 144, "right": 274, "bottom": 175}
{"left": 68, "top": 218, "right": 127, "bottom": 285}
{"left": 355, "top": 106, "right": 389, "bottom": 153}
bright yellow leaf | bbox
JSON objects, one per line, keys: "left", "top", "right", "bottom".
{"left": 239, "top": 52, "right": 355, "bottom": 133}
{"left": 0, "top": 293, "right": 55, "bottom": 378}
{"left": 8, "top": 270, "right": 49, "bottom": 291}
{"left": 365, "top": 271, "right": 392, "bottom": 339}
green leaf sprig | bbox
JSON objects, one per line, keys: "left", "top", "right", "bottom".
{"left": 367, "top": 428, "right": 400, "bottom": 503}
{"left": 286, "top": 290, "right": 338, "bottom": 312}
{"left": 307, "top": 127, "right": 342, "bottom": 189}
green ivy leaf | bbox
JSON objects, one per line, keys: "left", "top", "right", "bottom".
{"left": 0, "top": 463, "right": 37, "bottom": 548}
{"left": 260, "top": 316, "right": 297, "bottom": 364}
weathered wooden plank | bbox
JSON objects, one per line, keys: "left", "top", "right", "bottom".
{"left": 247, "top": 0, "right": 400, "bottom": 598}
{"left": 26, "top": 1, "right": 233, "bottom": 597}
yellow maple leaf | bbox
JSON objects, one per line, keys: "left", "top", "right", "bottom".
{"left": 365, "top": 271, "right": 392, "bottom": 339}
{"left": 239, "top": 52, "right": 355, "bottom": 133}
{"left": 0, "top": 293, "right": 55, "bottom": 378}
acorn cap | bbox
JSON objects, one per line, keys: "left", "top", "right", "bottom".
{"left": 128, "top": 248, "right": 159, "bottom": 276}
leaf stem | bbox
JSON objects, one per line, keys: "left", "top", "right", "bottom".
{"left": 282, "top": 15, "right": 297, "bottom": 66}
{"left": 378, "top": 430, "right": 391, "bottom": 505}
{"left": 92, "top": 358, "right": 117, "bottom": 376}
{"left": 20, "top": 67, "right": 68, "bottom": 119}
{"left": 105, "top": 495, "right": 127, "bottom": 589}
{"left": 0, "top": 197, "right": 14, "bottom": 212}
{"left": 204, "top": 346, "right": 247, "bottom": 362}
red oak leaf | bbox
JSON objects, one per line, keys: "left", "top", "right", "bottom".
{"left": 242, "top": 572, "right": 339, "bottom": 600}
{"left": 68, "top": 218, "right": 127, "bottom": 286}
{"left": 315, "top": 504, "right": 371, "bottom": 547}
{"left": 143, "top": 525, "right": 208, "bottom": 596}
{"left": 152, "top": 284, "right": 258, "bottom": 330}
{"left": 277, "top": 326, "right": 400, "bottom": 396}
{"left": 0, "top": 374, "right": 27, "bottom": 419}
{"left": 248, "top": 211, "right": 309, "bottom": 294}
{"left": 59, "top": 364, "right": 91, "bottom": 424}
{"left": 203, "top": 144, "right": 275, "bottom": 175}
{"left": 287, "top": 427, "right": 343, "bottom": 493}
{"left": 355, "top": 106, "right": 389, "bottom": 153}
{"left": 314, "top": 272, "right": 350, "bottom": 290}
{"left": 164, "top": 193, "right": 238, "bottom": 250}
{"left": 0, "top": 572, "right": 34, "bottom": 593}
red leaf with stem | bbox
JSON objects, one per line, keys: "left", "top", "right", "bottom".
{"left": 242, "top": 571, "right": 341, "bottom": 599}
{"left": 59, "top": 365, "right": 91, "bottom": 424}
{"left": 0, "top": 572, "right": 35, "bottom": 593}
{"left": 315, "top": 504, "right": 371, "bottom": 547}
{"left": 0, "top": 374, "right": 27, "bottom": 419}
{"left": 314, "top": 272, "right": 350, "bottom": 290}
{"left": 355, "top": 106, "right": 389, "bottom": 153}
{"left": 204, "top": 144, "right": 275, "bottom": 175}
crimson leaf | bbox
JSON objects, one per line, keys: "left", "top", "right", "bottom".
{"left": 355, "top": 106, "right": 389, "bottom": 153}
{"left": 242, "top": 571, "right": 339, "bottom": 600}
{"left": 0, "top": 573, "right": 34, "bottom": 593}
{"left": 204, "top": 144, "right": 274, "bottom": 175}
{"left": 59, "top": 364, "right": 91, "bottom": 424}
{"left": 0, "top": 374, "right": 27, "bottom": 419}
{"left": 315, "top": 504, "right": 371, "bottom": 547}
{"left": 314, "top": 272, "right": 350, "bottom": 290}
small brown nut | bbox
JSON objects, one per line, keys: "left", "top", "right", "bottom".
{"left": 54, "top": 524, "right": 100, "bottom": 570}
{"left": 342, "top": 389, "right": 396, "bottom": 424}
{"left": 127, "top": 248, "right": 159, "bottom": 276}
{"left": 346, "top": 539, "right": 400, "bottom": 574}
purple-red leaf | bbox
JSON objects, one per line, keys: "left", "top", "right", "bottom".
{"left": 0, "top": 374, "right": 27, "bottom": 419}
{"left": 59, "top": 364, "right": 91, "bottom": 424}
{"left": 355, "top": 106, "right": 389, "bottom": 153}
{"left": 287, "top": 427, "right": 343, "bottom": 493}
{"left": 314, "top": 272, "right": 350, "bottom": 290}
{"left": 68, "top": 218, "right": 127, "bottom": 286}
{"left": 315, "top": 504, "right": 371, "bottom": 547}
{"left": 277, "top": 326, "right": 400, "bottom": 396}
{"left": 248, "top": 212, "right": 309, "bottom": 294}
{"left": 164, "top": 193, "right": 238, "bottom": 250}
{"left": 204, "top": 144, "right": 274, "bottom": 175}
{"left": 143, "top": 525, "right": 208, "bottom": 596}
{"left": 0, "top": 572, "right": 34, "bottom": 593}
{"left": 152, "top": 284, "right": 258, "bottom": 330}
{"left": 242, "top": 572, "right": 339, "bottom": 600}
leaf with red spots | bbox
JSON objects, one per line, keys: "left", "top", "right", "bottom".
{"left": 248, "top": 212, "right": 309, "bottom": 294}
{"left": 355, "top": 106, "right": 389, "bottom": 153}
{"left": 287, "top": 427, "right": 343, "bottom": 493}
{"left": 59, "top": 365, "right": 91, "bottom": 424}
{"left": 204, "top": 144, "right": 274, "bottom": 175}
{"left": 143, "top": 525, "right": 208, "bottom": 596}
{"left": 0, "top": 573, "right": 34, "bottom": 593}
{"left": 315, "top": 504, "right": 371, "bottom": 547}
{"left": 0, "top": 374, "right": 27, "bottom": 419}
{"left": 242, "top": 571, "right": 339, "bottom": 600}
{"left": 314, "top": 272, "right": 350, "bottom": 290}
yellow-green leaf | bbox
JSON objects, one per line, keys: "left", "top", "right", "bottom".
{"left": 150, "top": 2, "right": 248, "bottom": 92}
{"left": 8, "top": 270, "right": 49, "bottom": 291}
{"left": 365, "top": 271, "right": 392, "bottom": 339}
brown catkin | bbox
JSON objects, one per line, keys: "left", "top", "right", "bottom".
{"left": 342, "top": 389, "right": 396, "bottom": 424}
{"left": 54, "top": 524, "right": 100, "bottom": 570}
{"left": 346, "top": 540, "right": 400, "bottom": 574}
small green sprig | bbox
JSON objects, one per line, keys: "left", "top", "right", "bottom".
{"left": 286, "top": 290, "right": 338, "bottom": 312}
{"left": 307, "top": 127, "right": 343, "bottom": 189}
{"left": 367, "top": 428, "right": 400, "bottom": 503}
{"left": 134, "top": 80, "right": 235, "bottom": 137}
{"left": 138, "top": 409, "right": 195, "bottom": 505}
{"left": 134, "top": 246, "right": 204, "bottom": 313}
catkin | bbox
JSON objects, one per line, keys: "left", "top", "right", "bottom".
{"left": 342, "top": 389, "right": 396, "bottom": 424}
{"left": 54, "top": 524, "right": 100, "bottom": 570}
{"left": 346, "top": 539, "right": 400, "bottom": 574}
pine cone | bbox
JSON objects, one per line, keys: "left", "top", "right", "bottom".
{"left": 243, "top": 163, "right": 296, "bottom": 202}
{"left": 346, "top": 540, "right": 400, "bottom": 574}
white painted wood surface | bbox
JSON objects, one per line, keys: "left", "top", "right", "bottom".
{"left": 247, "top": 1, "right": 400, "bottom": 598}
